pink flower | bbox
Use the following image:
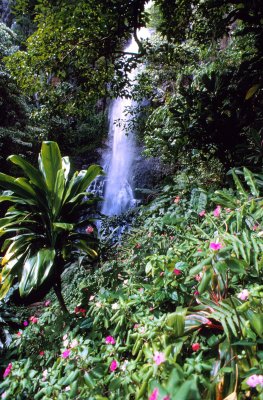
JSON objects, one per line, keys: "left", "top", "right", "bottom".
{"left": 160, "top": 271, "right": 164, "bottom": 276}
{"left": 70, "top": 339, "right": 78, "bottom": 348}
{"left": 210, "top": 242, "right": 222, "bottom": 251}
{"left": 135, "top": 243, "right": 141, "bottom": 249}
{"left": 197, "top": 248, "right": 202, "bottom": 252}
{"left": 105, "top": 336, "right": 115, "bottom": 345}
{"left": 149, "top": 388, "right": 159, "bottom": 400}
{"left": 39, "top": 351, "right": 45, "bottom": 356}
{"left": 44, "top": 300, "right": 51, "bottom": 307}
{"left": 194, "top": 290, "right": 200, "bottom": 296}
{"left": 225, "top": 208, "right": 231, "bottom": 213}
{"left": 62, "top": 349, "right": 70, "bottom": 359}
{"left": 109, "top": 359, "right": 118, "bottom": 372}
{"left": 199, "top": 210, "right": 206, "bottom": 217}
{"left": 252, "top": 224, "right": 259, "bottom": 231}
{"left": 17, "top": 331, "right": 22, "bottom": 337}
{"left": 1, "top": 392, "right": 7, "bottom": 399}
{"left": 23, "top": 321, "right": 28, "bottom": 327}
{"left": 192, "top": 343, "right": 201, "bottom": 352}
{"left": 213, "top": 205, "right": 221, "bottom": 217}
{"left": 153, "top": 351, "right": 165, "bottom": 365}
{"left": 86, "top": 225, "right": 94, "bottom": 234}
{"left": 134, "top": 324, "right": 140, "bottom": 329}
{"left": 163, "top": 397, "right": 171, "bottom": 400}
{"left": 174, "top": 196, "right": 180, "bottom": 204}
{"left": 195, "top": 274, "right": 201, "bottom": 282}
{"left": 3, "top": 363, "right": 12, "bottom": 378}
{"left": 173, "top": 268, "right": 181, "bottom": 276}
{"left": 246, "top": 374, "right": 263, "bottom": 387}
{"left": 29, "top": 316, "right": 38, "bottom": 324}
{"left": 237, "top": 289, "right": 249, "bottom": 301}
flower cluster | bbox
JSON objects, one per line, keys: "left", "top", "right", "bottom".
{"left": 246, "top": 374, "right": 263, "bottom": 387}
{"left": 3, "top": 363, "right": 12, "bottom": 379}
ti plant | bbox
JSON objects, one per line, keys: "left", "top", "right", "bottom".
{"left": 0, "top": 141, "right": 103, "bottom": 312}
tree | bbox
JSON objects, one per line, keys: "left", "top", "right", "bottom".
{"left": 0, "top": 141, "right": 103, "bottom": 312}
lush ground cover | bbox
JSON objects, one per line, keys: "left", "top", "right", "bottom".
{"left": 0, "top": 166, "right": 262, "bottom": 399}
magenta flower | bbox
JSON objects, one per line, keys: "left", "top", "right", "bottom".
{"left": 194, "top": 290, "right": 200, "bottom": 296}
{"left": 105, "top": 336, "right": 115, "bottom": 345}
{"left": 210, "top": 242, "right": 222, "bottom": 251}
{"left": 23, "top": 321, "right": 28, "bottom": 327}
{"left": 3, "top": 363, "right": 12, "bottom": 378}
{"left": 192, "top": 343, "right": 201, "bottom": 352}
{"left": 246, "top": 374, "right": 263, "bottom": 387}
{"left": 213, "top": 205, "right": 221, "bottom": 217}
{"left": 199, "top": 210, "right": 206, "bottom": 217}
{"left": 173, "top": 268, "right": 181, "bottom": 276}
{"left": 153, "top": 351, "right": 165, "bottom": 365}
{"left": 109, "top": 359, "right": 118, "bottom": 372}
{"left": 86, "top": 225, "right": 94, "bottom": 234}
{"left": 62, "top": 349, "right": 70, "bottom": 359}
{"left": 237, "top": 289, "right": 249, "bottom": 301}
{"left": 44, "top": 300, "right": 51, "bottom": 307}
{"left": 149, "top": 388, "right": 159, "bottom": 400}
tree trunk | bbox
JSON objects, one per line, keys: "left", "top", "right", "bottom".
{"left": 53, "top": 278, "right": 69, "bottom": 314}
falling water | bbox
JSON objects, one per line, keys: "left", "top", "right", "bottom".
{"left": 102, "top": 28, "right": 151, "bottom": 216}
{"left": 0, "top": 0, "right": 11, "bottom": 25}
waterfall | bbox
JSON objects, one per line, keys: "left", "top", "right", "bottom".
{"left": 102, "top": 28, "right": 151, "bottom": 216}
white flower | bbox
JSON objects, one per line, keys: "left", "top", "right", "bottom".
{"left": 89, "top": 295, "right": 95, "bottom": 301}
{"left": 70, "top": 339, "right": 78, "bottom": 348}
{"left": 1, "top": 392, "right": 7, "bottom": 399}
{"left": 42, "top": 369, "right": 48, "bottom": 381}
{"left": 65, "top": 386, "right": 71, "bottom": 391}
{"left": 112, "top": 303, "right": 119, "bottom": 310}
{"left": 63, "top": 339, "right": 69, "bottom": 347}
{"left": 120, "top": 360, "right": 129, "bottom": 371}
{"left": 63, "top": 334, "right": 68, "bottom": 340}
{"left": 95, "top": 302, "right": 102, "bottom": 308}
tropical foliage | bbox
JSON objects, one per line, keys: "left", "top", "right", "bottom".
{"left": 0, "top": 167, "right": 262, "bottom": 399}
{"left": 0, "top": 141, "right": 103, "bottom": 310}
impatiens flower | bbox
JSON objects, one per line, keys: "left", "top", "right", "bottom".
{"left": 163, "top": 397, "right": 171, "bottom": 400}
{"left": 86, "top": 225, "right": 94, "bottom": 234}
{"left": 246, "top": 374, "right": 263, "bottom": 387}
{"left": 139, "top": 326, "right": 146, "bottom": 334}
{"left": 192, "top": 343, "right": 201, "bottom": 352}
{"left": 42, "top": 369, "right": 48, "bottom": 381}
{"left": 138, "top": 288, "right": 144, "bottom": 292}
{"left": 237, "top": 289, "right": 249, "bottom": 301}
{"left": 23, "top": 321, "right": 28, "bottom": 327}
{"left": 173, "top": 268, "right": 181, "bottom": 276}
{"left": 120, "top": 360, "right": 129, "bottom": 371}
{"left": 153, "top": 351, "right": 165, "bottom": 365}
{"left": 199, "top": 210, "right": 206, "bottom": 217}
{"left": 29, "top": 316, "right": 38, "bottom": 324}
{"left": 174, "top": 196, "right": 180, "bottom": 204}
{"left": 194, "top": 290, "right": 200, "bottom": 296}
{"left": 65, "top": 386, "right": 71, "bottom": 392}
{"left": 70, "top": 339, "right": 78, "bottom": 348}
{"left": 17, "top": 331, "right": 22, "bottom": 337}
{"left": 195, "top": 274, "right": 202, "bottom": 282}
{"left": 213, "top": 205, "right": 221, "bottom": 217}
{"left": 210, "top": 242, "right": 223, "bottom": 251}
{"left": 109, "top": 360, "right": 118, "bottom": 372}
{"left": 39, "top": 351, "right": 45, "bottom": 356}
{"left": 3, "top": 363, "right": 12, "bottom": 378}
{"left": 62, "top": 349, "right": 70, "bottom": 359}
{"left": 95, "top": 302, "right": 102, "bottom": 308}
{"left": 44, "top": 300, "right": 51, "bottom": 307}
{"left": 63, "top": 334, "right": 68, "bottom": 340}
{"left": 149, "top": 388, "right": 159, "bottom": 400}
{"left": 105, "top": 336, "right": 115, "bottom": 345}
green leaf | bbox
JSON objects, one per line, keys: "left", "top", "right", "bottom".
{"left": 243, "top": 167, "right": 259, "bottom": 197}
{"left": 7, "top": 154, "right": 45, "bottom": 189}
{"left": 39, "top": 141, "right": 62, "bottom": 193}
{"left": 245, "top": 84, "right": 260, "bottom": 100}
{"left": 19, "top": 248, "right": 55, "bottom": 296}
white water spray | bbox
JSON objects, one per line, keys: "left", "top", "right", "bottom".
{"left": 102, "top": 28, "right": 151, "bottom": 216}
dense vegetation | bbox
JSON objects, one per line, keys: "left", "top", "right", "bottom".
{"left": 0, "top": 0, "right": 262, "bottom": 399}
